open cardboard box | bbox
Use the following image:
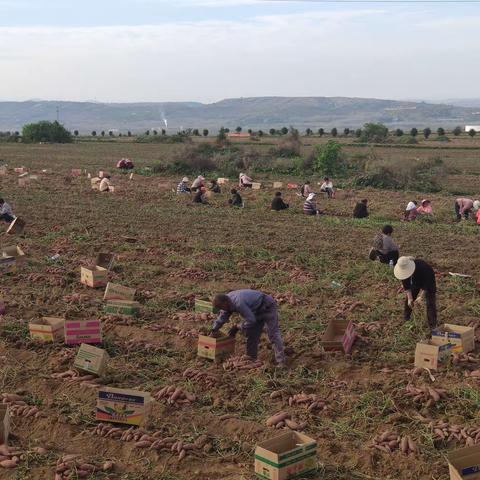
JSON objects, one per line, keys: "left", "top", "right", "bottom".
{"left": 252, "top": 182, "right": 262, "bottom": 190}
{"left": 217, "top": 178, "right": 230, "bottom": 185}
{"left": 65, "top": 319, "right": 102, "bottom": 345}
{"left": 103, "top": 282, "right": 136, "bottom": 302}
{"left": 448, "top": 445, "right": 480, "bottom": 480}
{"left": 1, "top": 246, "right": 26, "bottom": 272}
{"left": 0, "top": 405, "right": 10, "bottom": 445}
{"left": 415, "top": 340, "right": 453, "bottom": 370}
{"left": 29, "top": 317, "right": 65, "bottom": 342}
{"left": 6, "top": 217, "right": 26, "bottom": 235}
{"left": 105, "top": 299, "right": 140, "bottom": 317}
{"left": 198, "top": 334, "right": 235, "bottom": 362}
{"left": 81, "top": 266, "right": 108, "bottom": 288}
{"left": 255, "top": 431, "right": 317, "bottom": 480}
{"left": 96, "top": 253, "right": 115, "bottom": 271}
{"left": 432, "top": 324, "right": 475, "bottom": 354}
{"left": 74, "top": 343, "right": 109, "bottom": 376}
{"left": 96, "top": 387, "right": 151, "bottom": 426}
{"left": 320, "top": 319, "right": 356, "bottom": 354}
{"left": 195, "top": 298, "right": 219, "bottom": 314}
{"left": 273, "top": 182, "right": 283, "bottom": 189}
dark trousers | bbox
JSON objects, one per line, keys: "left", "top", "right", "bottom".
{"left": 245, "top": 296, "right": 285, "bottom": 363}
{"left": 378, "top": 250, "right": 399, "bottom": 265}
{"left": 455, "top": 201, "right": 470, "bottom": 221}
{"left": 0, "top": 213, "right": 14, "bottom": 223}
{"left": 322, "top": 188, "right": 334, "bottom": 198}
{"left": 404, "top": 287, "right": 437, "bottom": 329}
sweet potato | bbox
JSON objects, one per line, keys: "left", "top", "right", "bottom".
{"left": 266, "top": 412, "right": 290, "bottom": 427}
{"left": 135, "top": 441, "right": 152, "bottom": 448}
{"left": 0, "top": 459, "right": 18, "bottom": 468}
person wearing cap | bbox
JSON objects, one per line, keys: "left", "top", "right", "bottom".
{"left": 404, "top": 201, "right": 418, "bottom": 221}
{"left": 271, "top": 192, "right": 289, "bottom": 211}
{"left": 239, "top": 173, "right": 253, "bottom": 189}
{"left": 353, "top": 199, "right": 369, "bottom": 219}
{"left": 229, "top": 188, "right": 243, "bottom": 207}
{"left": 0, "top": 198, "right": 14, "bottom": 223}
{"left": 394, "top": 256, "right": 437, "bottom": 330}
{"left": 454, "top": 197, "right": 475, "bottom": 221}
{"left": 210, "top": 289, "right": 286, "bottom": 366}
{"left": 320, "top": 177, "right": 335, "bottom": 199}
{"left": 417, "top": 199, "right": 433, "bottom": 216}
{"left": 191, "top": 175, "right": 205, "bottom": 192}
{"left": 303, "top": 193, "right": 320, "bottom": 216}
{"left": 99, "top": 174, "right": 112, "bottom": 192}
{"left": 369, "top": 225, "right": 399, "bottom": 265}
{"left": 177, "top": 177, "right": 191, "bottom": 194}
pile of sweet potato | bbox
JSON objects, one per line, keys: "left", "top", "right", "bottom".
{"left": 371, "top": 432, "right": 418, "bottom": 455}
{"left": 223, "top": 355, "right": 263, "bottom": 372}
{"left": 152, "top": 385, "right": 196, "bottom": 405}
{"left": 431, "top": 421, "right": 480, "bottom": 446}
{"left": 404, "top": 384, "right": 447, "bottom": 407}
{"left": 55, "top": 454, "right": 114, "bottom": 479}
{"left": 1, "top": 393, "right": 46, "bottom": 419}
{"left": 183, "top": 368, "right": 218, "bottom": 387}
{"left": 265, "top": 412, "right": 307, "bottom": 431}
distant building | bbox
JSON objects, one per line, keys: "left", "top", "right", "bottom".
{"left": 227, "top": 132, "right": 251, "bottom": 138}
{"left": 465, "top": 125, "right": 480, "bottom": 132}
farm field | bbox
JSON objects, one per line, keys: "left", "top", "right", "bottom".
{"left": 1, "top": 140, "right": 480, "bottom": 480}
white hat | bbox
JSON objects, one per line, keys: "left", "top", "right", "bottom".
{"left": 406, "top": 201, "right": 417, "bottom": 212}
{"left": 394, "top": 256, "right": 416, "bottom": 280}
{"left": 474, "top": 200, "right": 480, "bottom": 211}
{"left": 182, "top": 177, "right": 189, "bottom": 182}
{"left": 307, "top": 193, "right": 316, "bottom": 201}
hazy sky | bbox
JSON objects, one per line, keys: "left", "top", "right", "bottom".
{"left": 0, "top": 0, "right": 479, "bottom": 103}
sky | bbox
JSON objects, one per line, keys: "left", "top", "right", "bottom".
{"left": 0, "top": 0, "right": 479, "bottom": 103}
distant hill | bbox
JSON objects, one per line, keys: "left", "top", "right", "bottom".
{"left": 1, "top": 97, "right": 479, "bottom": 133}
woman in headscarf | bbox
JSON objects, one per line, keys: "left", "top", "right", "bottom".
{"left": 239, "top": 172, "right": 253, "bottom": 188}
{"left": 417, "top": 199, "right": 433, "bottom": 215}
{"left": 191, "top": 175, "right": 205, "bottom": 192}
{"left": 303, "top": 193, "right": 319, "bottom": 216}
{"left": 404, "top": 201, "right": 418, "bottom": 221}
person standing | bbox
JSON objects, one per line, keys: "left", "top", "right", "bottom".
{"left": 0, "top": 198, "right": 14, "bottom": 223}
{"left": 211, "top": 290, "right": 286, "bottom": 366}
{"left": 369, "top": 225, "right": 400, "bottom": 265}
{"left": 394, "top": 256, "right": 437, "bottom": 330}
{"left": 455, "top": 198, "right": 475, "bottom": 221}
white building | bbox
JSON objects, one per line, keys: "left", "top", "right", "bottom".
{"left": 465, "top": 125, "right": 480, "bottom": 132}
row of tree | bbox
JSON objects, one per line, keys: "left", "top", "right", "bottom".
{"left": 0, "top": 121, "right": 477, "bottom": 144}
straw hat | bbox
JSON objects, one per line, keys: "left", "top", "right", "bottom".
{"left": 394, "top": 256, "right": 416, "bottom": 280}
{"left": 182, "top": 177, "right": 189, "bottom": 182}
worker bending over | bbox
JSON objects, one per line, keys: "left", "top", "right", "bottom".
{"left": 211, "top": 290, "right": 286, "bottom": 366}
{"left": 0, "top": 198, "right": 14, "bottom": 223}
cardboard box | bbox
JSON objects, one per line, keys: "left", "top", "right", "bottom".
{"left": 255, "top": 431, "right": 317, "bottom": 480}
{"left": 0, "top": 246, "right": 25, "bottom": 272}
{"left": 320, "top": 319, "right": 356, "bottom": 354}
{"left": 414, "top": 341, "right": 453, "bottom": 370}
{"left": 6, "top": 217, "right": 26, "bottom": 235}
{"left": 29, "top": 317, "right": 65, "bottom": 342}
{"left": 81, "top": 266, "right": 108, "bottom": 288}
{"left": 432, "top": 324, "right": 475, "bottom": 354}
{"left": 65, "top": 319, "right": 102, "bottom": 345}
{"left": 273, "top": 182, "right": 283, "bottom": 189}
{"left": 0, "top": 405, "right": 10, "bottom": 445}
{"left": 74, "top": 343, "right": 109, "bottom": 376}
{"left": 198, "top": 335, "right": 236, "bottom": 362}
{"left": 103, "top": 282, "right": 136, "bottom": 302}
{"left": 217, "top": 178, "right": 230, "bottom": 185}
{"left": 104, "top": 300, "right": 140, "bottom": 317}
{"left": 96, "top": 253, "right": 115, "bottom": 271}
{"left": 71, "top": 169, "right": 82, "bottom": 177}
{"left": 195, "top": 298, "right": 219, "bottom": 314}
{"left": 448, "top": 445, "right": 480, "bottom": 480}
{"left": 252, "top": 182, "right": 262, "bottom": 190}
{"left": 96, "top": 387, "right": 151, "bottom": 426}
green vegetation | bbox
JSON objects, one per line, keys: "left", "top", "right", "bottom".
{"left": 22, "top": 120, "right": 72, "bottom": 143}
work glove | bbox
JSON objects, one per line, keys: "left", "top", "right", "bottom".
{"left": 228, "top": 326, "right": 240, "bottom": 338}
